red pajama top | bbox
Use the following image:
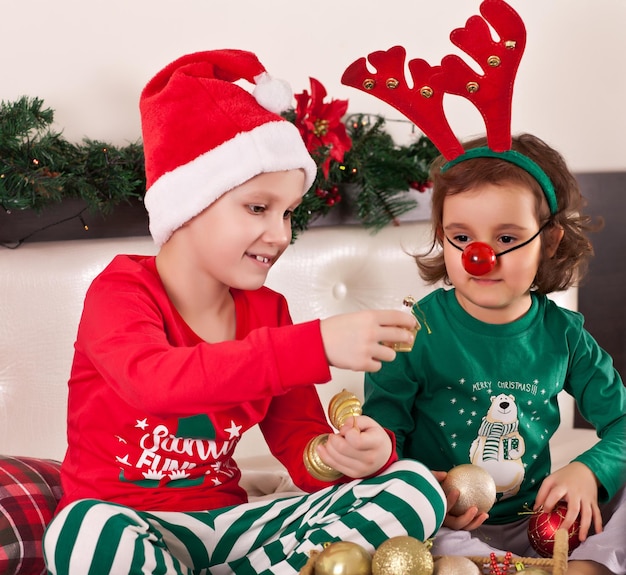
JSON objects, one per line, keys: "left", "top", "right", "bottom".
{"left": 57, "top": 254, "right": 339, "bottom": 512}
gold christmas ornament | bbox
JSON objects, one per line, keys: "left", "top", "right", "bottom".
{"left": 372, "top": 536, "right": 434, "bottom": 575}
{"left": 392, "top": 296, "right": 420, "bottom": 352}
{"left": 385, "top": 296, "right": 421, "bottom": 352}
{"left": 303, "top": 434, "right": 343, "bottom": 481}
{"left": 516, "top": 570, "right": 551, "bottom": 575}
{"left": 303, "top": 388, "right": 366, "bottom": 481}
{"left": 328, "top": 389, "right": 363, "bottom": 429}
{"left": 313, "top": 541, "right": 372, "bottom": 575}
{"left": 433, "top": 556, "right": 480, "bottom": 575}
{"left": 441, "top": 464, "right": 496, "bottom": 515}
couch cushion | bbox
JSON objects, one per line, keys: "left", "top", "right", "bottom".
{"left": 0, "top": 456, "right": 62, "bottom": 575}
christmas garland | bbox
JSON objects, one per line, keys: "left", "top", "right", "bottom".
{"left": 0, "top": 81, "right": 438, "bottom": 238}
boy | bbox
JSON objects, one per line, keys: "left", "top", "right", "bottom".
{"left": 42, "top": 49, "right": 446, "bottom": 574}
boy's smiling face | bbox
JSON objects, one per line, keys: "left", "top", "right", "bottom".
{"left": 178, "top": 169, "right": 304, "bottom": 291}
{"left": 442, "top": 182, "right": 548, "bottom": 324}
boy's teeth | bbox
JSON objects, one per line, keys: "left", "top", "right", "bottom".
{"left": 255, "top": 255, "right": 269, "bottom": 263}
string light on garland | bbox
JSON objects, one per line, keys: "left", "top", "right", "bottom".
{"left": 1, "top": 207, "right": 92, "bottom": 249}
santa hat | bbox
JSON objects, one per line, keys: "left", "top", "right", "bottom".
{"left": 140, "top": 49, "right": 317, "bottom": 246}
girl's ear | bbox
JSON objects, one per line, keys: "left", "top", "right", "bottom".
{"left": 545, "top": 223, "right": 565, "bottom": 257}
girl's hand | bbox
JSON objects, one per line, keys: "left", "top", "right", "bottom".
{"left": 315, "top": 415, "right": 392, "bottom": 478}
{"left": 431, "top": 470, "right": 489, "bottom": 531}
{"left": 534, "top": 461, "right": 603, "bottom": 541}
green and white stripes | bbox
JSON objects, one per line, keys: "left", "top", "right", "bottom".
{"left": 44, "top": 460, "right": 445, "bottom": 575}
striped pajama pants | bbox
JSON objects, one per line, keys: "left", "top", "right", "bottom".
{"left": 43, "top": 460, "right": 446, "bottom": 575}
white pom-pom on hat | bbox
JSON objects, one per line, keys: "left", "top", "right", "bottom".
{"left": 253, "top": 72, "right": 293, "bottom": 114}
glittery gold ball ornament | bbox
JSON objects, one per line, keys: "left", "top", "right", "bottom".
{"left": 314, "top": 541, "right": 372, "bottom": 575}
{"left": 441, "top": 464, "right": 496, "bottom": 515}
{"left": 433, "top": 556, "right": 480, "bottom": 575}
{"left": 372, "top": 536, "right": 433, "bottom": 575}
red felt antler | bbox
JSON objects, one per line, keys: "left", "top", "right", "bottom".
{"left": 341, "top": 0, "right": 526, "bottom": 160}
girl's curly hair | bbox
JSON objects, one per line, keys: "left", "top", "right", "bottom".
{"left": 415, "top": 133, "right": 599, "bottom": 294}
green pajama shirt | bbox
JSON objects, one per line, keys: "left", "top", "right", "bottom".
{"left": 44, "top": 460, "right": 446, "bottom": 575}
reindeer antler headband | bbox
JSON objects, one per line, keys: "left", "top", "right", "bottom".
{"left": 341, "top": 0, "right": 558, "bottom": 215}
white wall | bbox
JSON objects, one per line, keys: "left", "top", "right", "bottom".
{"left": 2, "top": 0, "right": 625, "bottom": 173}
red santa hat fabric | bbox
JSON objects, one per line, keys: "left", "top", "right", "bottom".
{"left": 140, "top": 49, "right": 317, "bottom": 246}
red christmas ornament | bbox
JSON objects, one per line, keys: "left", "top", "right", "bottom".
{"left": 461, "top": 242, "right": 497, "bottom": 276}
{"left": 409, "top": 180, "right": 431, "bottom": 193}
{"left": 527, "top": 502, "right": 581, "bottom": 558}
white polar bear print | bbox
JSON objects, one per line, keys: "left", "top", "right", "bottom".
{"left": 469, "top": 393, "right": 526, "bottom": 499}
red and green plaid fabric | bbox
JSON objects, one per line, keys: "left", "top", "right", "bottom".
{"left": 0, "top": 456, "right": 62, "bottom": 575}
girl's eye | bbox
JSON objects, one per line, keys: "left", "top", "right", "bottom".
{"left": 283, "top": 209, "right": 294, "bottom": 220}
{"left": 248, "top": 204, "right": 266, "bottom": 214}
{"left": 499, "top": 235, "right": 517, "bottom": 245}
{"left": 453, "top": 234, "right": 471, "bottom": 244}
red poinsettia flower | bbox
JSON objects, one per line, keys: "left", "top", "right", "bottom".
{"left": 293, "top": 77, "right": 352, "bottom": 178}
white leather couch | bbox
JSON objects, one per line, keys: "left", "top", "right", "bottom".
{"left": 0, "top": 221, "right": 597, "bottom": 484}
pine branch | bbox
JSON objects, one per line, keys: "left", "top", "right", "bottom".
{"left": 0, "top": 96, "right": 55, "bottom": 145}
{"left": 1, "top": 98, "right": 437, "bottom": 238}
{"left": 1, "top": 98, "right": 145, "bottom": 213}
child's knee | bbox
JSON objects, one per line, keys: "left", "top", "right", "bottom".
{"left": 44, "top": 499, "right": 149, "bottom": 575}
{"left": 378, "top": 459, "right": 447, "bottom": 534}
{"left": 386, "top": 459, "right": 446, "bottom": 503}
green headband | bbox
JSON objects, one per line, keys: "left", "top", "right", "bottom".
{"left": 441, "top": 147, "right": 558, "bottom": 215}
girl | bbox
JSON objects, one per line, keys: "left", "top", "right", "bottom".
{"left": 363, "top": 133, "right": 626, "bottom": 575}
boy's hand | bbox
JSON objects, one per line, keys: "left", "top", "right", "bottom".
{"left": 315, "top": 415, "right": 392, "bottom": 478}
{"left": 320, "top": 310, "right": 418, "bottom": 372}
{"left": 534, "top": 461, "right": 603, "bottom": 541}
{"left": 432, "top": 470, "right": 489, "bottom": 531}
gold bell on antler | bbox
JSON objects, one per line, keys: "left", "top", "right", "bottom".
{"left": 328, "top": 389, "right": 362, "bottom": 429}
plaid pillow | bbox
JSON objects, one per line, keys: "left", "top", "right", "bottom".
{"left": 0, "top": 456, "right": 62, "bottom": 575}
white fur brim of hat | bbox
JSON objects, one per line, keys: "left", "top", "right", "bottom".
{"left": 144, "top": 120, "right": 317, "bottom": 247}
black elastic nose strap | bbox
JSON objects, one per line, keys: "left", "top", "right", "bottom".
{"left": 445, "top": 222, "right": 549, "bottom": 258}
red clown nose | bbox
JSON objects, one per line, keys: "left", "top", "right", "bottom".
{"left": 461, "top": 242, "right": 497, "bottom": 276}
{"left": 446, "top": 224, "right": 548, "bottom": 277}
